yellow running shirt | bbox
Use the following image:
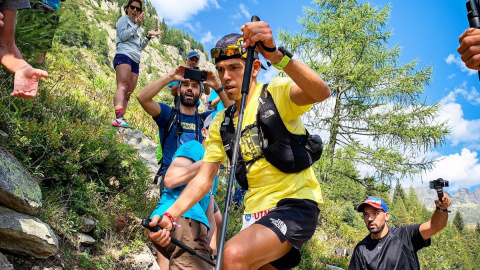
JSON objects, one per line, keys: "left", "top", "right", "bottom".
{"left": 203, "top": 77, "right": 323, "bottom": 214}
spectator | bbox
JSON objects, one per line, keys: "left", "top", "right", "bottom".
{"left": 112, "top": 0, "right": 163, "bottom": 128}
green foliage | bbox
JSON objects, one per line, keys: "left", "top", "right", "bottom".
{"left": 453, "top": 210, "right": 465, "bottom": 233}
{"left": 390, "top": 197, "right": 409, "bottom": 227}
{"left": 280, "top": 0, "right": 449, "bottom": 184}
{"left": 392, "top": 180, "right": 407, "bottom": 204}
{"left": 476, "top": 221, "right": 480, "bottom": 234}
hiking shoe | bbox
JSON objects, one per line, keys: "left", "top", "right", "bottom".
{"left": 112, "top": 118, "right": 132, "bottom": 128}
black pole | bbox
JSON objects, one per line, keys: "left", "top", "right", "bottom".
{"left": 141, "top": 219, "right": 216, "bottom": 267}
{"left": 466, "top": 0, "right": 480, "bottom": 80}
{"left": 215, "top": 15, "right": 261, "bottom": 270}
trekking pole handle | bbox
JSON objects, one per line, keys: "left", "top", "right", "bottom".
{"left": 466, "top": 0, "right": 480, "bottom": 80}
{"left": 141, "top": 219, "right": 216, "bottom": 267}
{"left": 241, "top": 15, "right": 260, "bottom": 94}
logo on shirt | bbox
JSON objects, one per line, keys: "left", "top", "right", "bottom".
{"left": 245, "top": 214, "right": 251, "bottom": 222}
{"left": 270, "top": 218, "right": 287, "bottom": 236}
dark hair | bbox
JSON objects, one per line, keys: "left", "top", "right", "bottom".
{"left": 124, "top": 0, "right": 143, "bottom": 13}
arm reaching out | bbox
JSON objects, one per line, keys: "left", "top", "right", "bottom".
{"left": 0, "top": 10, "right": 48, "bottom": 98}
{"left": 241, "top": 21, "right": 330, "bottom": 106}
{"left": 419, "top": 193, "right": 452, "bottom": 240}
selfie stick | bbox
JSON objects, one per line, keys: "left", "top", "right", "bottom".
{"left": 466, "top": 0, "right": 480, "bottom": 80}
{"left": 141, "top": 219, "right": 215, "bottom": 267}
{"left": 215, "top": 15, "right": 261, "bottom": 270}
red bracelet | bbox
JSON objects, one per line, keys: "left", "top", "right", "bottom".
{"left": 163, "top": 212, "right": 181, "bottom": 228}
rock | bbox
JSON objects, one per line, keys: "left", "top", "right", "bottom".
{"left": 77, "top": 233, "right": 96, "bottom": 246}
{"left": 0, "top": 206, "right": 59, "bottom": 259}
{"left": 0, "top": 130, "right": 7, "bottom": 141}
{"left": 326, "top": 264, "right": 345, "bottom": 270}
{"left": 116, "top": 129, "right": 159, "bottom": 175}
{"left": 129, "top": 245, "right": 160, "bottom": 270}
{"left": 78, "top": 217, "right": 95, "bottom": 233}
{"left": 0, "top": 252, "right": 13, "bottom": 270}
{"left": 0, "top": 148, "right": 42, "bottom": 216}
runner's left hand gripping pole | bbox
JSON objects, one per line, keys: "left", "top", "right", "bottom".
{"left": 215, "top": 15, "right": 261, "bottom": 270}
{"left": 142, "top": 219, "right": 216, "bottom": 267}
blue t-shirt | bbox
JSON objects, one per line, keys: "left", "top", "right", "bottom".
{"left": 150, "top": 140, "right": 218, "bottom": 227}
{"left": 154, "top": 103, "right": 212, "bottom": 175}
{"left": 42, "top": 0, "right": 60, "bottom": 10}
{"left": 208, "top": 90, "right": 225, "bottom": 111}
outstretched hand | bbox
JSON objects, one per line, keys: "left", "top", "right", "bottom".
{"left": 146, "top": 215, "right": 172, "bottom": 247}
{"left": 11, "top": 66, "right": 49, "bottom": 98}
{"left": 148, "top": 28, "right": 163, "bottom": 38}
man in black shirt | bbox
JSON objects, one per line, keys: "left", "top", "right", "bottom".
{"left": 348, "top": 195, "right": 451, "bottom": 270}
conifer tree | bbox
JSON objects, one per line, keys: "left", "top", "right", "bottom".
{"left": 453, "top": 210, "right": 465, "bottom": 232}
{"left": 476, "top": 221, "right": 480, "bottom": 234}
{"left": 391, "top": 197, "right": 409, "bottom": 227}
{"left": 392, "top": 180, "right": 407, "bottom": 204}
{"left": 278, "top": 0, "right": 449, "bottom": 183}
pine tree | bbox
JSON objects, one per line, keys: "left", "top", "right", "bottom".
{"left": 278, "top": 0, "right": 449, "bottom": 183}
{"left": 453, "top": 210, "right": 465, "bottom": 233}
{"left": 476, "top": 221, "right": 480, "bottom": 234}
{"left": 392, "top": 181, "right": 407, "bottom": 204}
{"left": 391, "top": 198, "right": 409, "bottom": 227}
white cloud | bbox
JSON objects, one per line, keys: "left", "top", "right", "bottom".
{"left": 239, "top": 3, "right": 250, "bottom": 19}
{"left": 200, "top": 31, "right": 214, "bottom": 44}
{"left": 445, "top": 54, "right": 477, "bottom": 76}
{"left": 438, "top": 87, "right": 480, "bottom": 146}
{"left": 232, "top": 12, "right": 242, "bottom": 20}
{"left": 447, "top": 73, "right": 456, "bottom": 79}
{"left": 150, "top": 0, "right": 213, "bottom": 25}
{"left": 407, "top": 148, "right": 480, "bottom": 192}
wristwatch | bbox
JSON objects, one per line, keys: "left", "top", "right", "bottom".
{"left": 272, "top": 46, "right": 293, "bottom": 70}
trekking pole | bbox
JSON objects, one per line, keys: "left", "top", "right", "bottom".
{"left": 466, "top": 0, "right": 480, "bottom": 81}
{"left": 215, "top": 15, "right": 261, "bottom": 270}
{"left": 141, "top": 219, "right": 216, "bottom": 267}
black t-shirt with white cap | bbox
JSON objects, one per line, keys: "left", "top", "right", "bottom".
{"left": 348, "top": 224, "right": 431, "bottom": 270}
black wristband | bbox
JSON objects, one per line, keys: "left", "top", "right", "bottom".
{"left": 259, "top": 41, "right": 276, "bottom": 52}
{"left": 436, "top": 206, "right": 449, "bottom": 213}
{"left": 146, "top": 36, "right": 152, "bottom": 40}
{"left": 214, "top": 86, "right": 223, "bottom": 94}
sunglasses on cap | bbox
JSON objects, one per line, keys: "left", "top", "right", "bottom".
{"left": 129, "top": 5, "right": 142, "bottom": 12}
{"left": 210, "top": 45, "right": 247, "bottom": 60}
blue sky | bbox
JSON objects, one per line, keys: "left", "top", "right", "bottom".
{"left": 149, "top": 0, "right": 480, "bottom": 192}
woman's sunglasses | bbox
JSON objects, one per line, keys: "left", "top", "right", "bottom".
{"left": 129, "top": 5, "right": 142, "bottom": 12}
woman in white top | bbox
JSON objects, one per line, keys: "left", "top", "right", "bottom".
{"left": 112, "top": 0, "right": 162, "bottom": 128}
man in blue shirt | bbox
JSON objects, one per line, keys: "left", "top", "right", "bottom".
{"left": 137, "top": 64, "right": 226, "bottom": 268}
{"left": 148, "top": 114, "right": 218, "bottom": 269}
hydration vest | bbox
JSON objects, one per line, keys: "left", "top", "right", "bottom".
{"left": 220, "top": 84, "right": 323, "bottom": 190}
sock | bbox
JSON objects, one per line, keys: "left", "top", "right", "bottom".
{"left": 115, "top": 107, "right": 124, "bottom": 119}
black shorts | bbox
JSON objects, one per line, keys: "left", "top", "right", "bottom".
{"left": 256, "top": 198, "right": 320, "bottom": 269}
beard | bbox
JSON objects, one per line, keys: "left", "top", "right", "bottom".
{"left": 180, "top": 90, "right": 200, "bottom": 107}
{"left": 368, "top": 222, "right": 385, "bottom": 235}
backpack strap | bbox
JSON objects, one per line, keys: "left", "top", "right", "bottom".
{"left": 153, "top": 106, "right": 179, "bottom": 185}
